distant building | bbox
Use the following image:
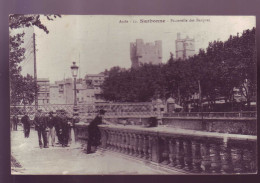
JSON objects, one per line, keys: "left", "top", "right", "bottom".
{"left": 85, "top": 74, "right": 106, "bottom": 103}
{"left": 175, "top": 33, "right": 195, "bottom": 60}
{"left": 37, "top": 78, "right": 50, "bottom": 105}
{"left": 49, "top": 73, "right": 106, "bottom": 104}
{"left": 130, "top": 39, "right": 162, "bottom": 68}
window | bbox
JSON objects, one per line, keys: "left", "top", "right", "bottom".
{"left": 77, "top": 90, "right": 79, "bottom": 93}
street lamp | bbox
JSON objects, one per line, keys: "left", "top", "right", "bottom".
{"left": 71, "top": 62, "right": 79, "bottom": 116}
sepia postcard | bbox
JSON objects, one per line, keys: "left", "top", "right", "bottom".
{"left": 9, "top": 15, "right": 257, "bottom": 175}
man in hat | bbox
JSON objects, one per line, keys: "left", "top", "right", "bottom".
{"left": 12, "top": 114, "right": 19, "bottom": 131}
{"left": 47, "top": 111, "right": 56, "bottom": 147}
{"left": 34, "top": 110, "right": 48, "bottom": 148}
{"left": 21, "top": 113, "right": 30, "bottom": 138}
{"left": 86, "top": 109, "right": 106, "bottom": 154}
{"left": 60, "top": 111, "right": 70, "bottom": 147}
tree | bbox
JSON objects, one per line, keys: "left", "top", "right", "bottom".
{"left": 9, "top": 14, "right": 61, "bottom": 105}
{"left": 100, "top": 27, "right": 256, "bottom": 111}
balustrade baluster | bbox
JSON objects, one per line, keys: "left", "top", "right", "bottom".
{"left": 148, "top": 136, "right": 153, "bottom": 161}
{"left": 191, "top": 140, "right": 202, "bottom": 173}
{"left": 161, "top": 137, "right": 170, "bottom": 165}
{"left": 200, "top": 142, "right": 211, "bottom": 173}
{"left": 115, "top": 131, "right": 120, "bottom": 152}
{"left": 129, "top": 133, "right": 135, "bottom": 156}
{"left": 118, "top": 132, "right": 123, "bottom": 152}
{"left": 231, "top": 147, "right": 244, "bottom": 173}
{"left": 133, "top": 134, "right": 139, "bottom": 157}
{"left": 175, "top": 139, "right": 184, "bottom": 169}
{"left": 243, "top": 145, "right": 256, "bottom": 173}
{"left": 112, "top": 131, "right": 116, "bottom": 151}
{"left": 210, "top": 143, "right": 221, "bottom": 173}
{"left": 106, "top": 130, "right": 111, "bottom": 149}
{"left": 137, "top": 134, "right": 143, "bottom": 158}
{"left": 142, "top": 135, "right": 149, "bottom": 160}
{"left": 183, "top": 139, "right": 192, "bottom": 171}
{"left": 121, "top": 132, "right": 126, "bottom": 153}
{"left": 125, "top": 133, "right": 130, "bottom": 154}
{"left": 220, "top": 142, "right": 233, "bottom": 173}
{"left": 168, "top": 138, "right": 176, "bottom": 167}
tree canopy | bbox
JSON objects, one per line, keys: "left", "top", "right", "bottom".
{"left": 101, "top": 27, "right": 256, "bottom": 111}
{"left": 9, "top": 14, "right": 61, "bottom": 105}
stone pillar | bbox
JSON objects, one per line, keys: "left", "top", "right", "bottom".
{"left": 148, "top": 135, "right": 153, "bottom": 161}
{"left": 115, "top": 131, "right": 120, "bottom": 152}
{"left": 210, "top": 143, "right": 221, "bottom": 173}
{"left": 137, "top": 134, "right": 143, "bottom": 158}
{"left": 183, "top": 139, "right": 193, "bottom": 171}
{"left": 111, "top": 131, "right": 116, "bottom": 150}
{"left": 243, "top": 145, "right": 256, "bottom": 173}
{"left": 220, "top": 142, "right": 233, "bottom": 173}
{"left": 200, "top": 142, "right": 211, "bottom": 173}
{"left": 191, "top": 140, "right": 202, "bottom": 173}
{"left": 129, "top": 133, "right": 135, "bottom": 156}
{"left": 107, "top": 130, "right": 112, "bottom": 149}
{"left": 125, "top": 133, "right": 130, "bottom": 154}
{"left": 100, "top": 128, "right": 108, "bottom": 148}
{"left": 143, "top": 135, "right": 149, "bottom": 160}
{"left": 168, "top": 138, "right": 176, "bottom": 167}
{"left": 231, "top": 147, "right": 244, "bottom": 173}
{"left": 161, "top": 137, "right": 170, "bottom": 165}
{"left": 175, "top": 139, "right": 184, "bottom": 169}
{"left": 133, "top": 133, "right": 139, "bottom": 157}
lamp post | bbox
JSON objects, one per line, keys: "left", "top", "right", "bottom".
{"left": 71, "top": 62, "right": 79, "bottom": 116}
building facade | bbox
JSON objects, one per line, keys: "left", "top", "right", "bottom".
{"left": 49, "top": 73, "right": 106, "bottom": 105}
{"left": 37, "top": 78, "right": 50, "bottom": 105}
{"left": 175, "top": 33, "right": 195, "bottom": 60}
{"left": 85, "top": 74, "right": 105, "bottom": 103}
{"left": 130, "top": 39, "right": 162, "bottom": 68}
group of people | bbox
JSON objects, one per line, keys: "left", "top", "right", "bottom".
{"left": 13, "top": 110, "right": 78, "bottom": 149}
{"left": 34, "top": 110, "right": 77, "bottom": 148}
{"left": 12, "top": 109, "right": 108, "bottom": 154}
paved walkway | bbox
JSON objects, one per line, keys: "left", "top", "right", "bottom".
{"left": 11, "top": 126, "right": 177, "bottom": 175}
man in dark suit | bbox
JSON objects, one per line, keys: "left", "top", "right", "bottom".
{"left": 12, "top": 115, "right": 19, "bottom": 131}
{"left": 21, "top": 114, "right": 30, "bottom": 138}
{"left": 60, "top": 112, "right": 70, "bottom": 147}
{"left": 34, "top": 110, "right": 48, "bottom": 148}
{"left": 47, "top": 111, "right": 56, "bottom": 147}
{"left": 86, "top": 109, "right": 106, "bottom": 154}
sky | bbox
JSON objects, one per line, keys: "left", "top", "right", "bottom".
{"left": 13, "top": 15, "right": 255, "bottom": 83}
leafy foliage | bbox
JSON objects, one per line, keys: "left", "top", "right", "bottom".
{"left": 101, "top": 28, "right": 256, "bottom": 110}
{"left": 9, "top": 14, "right": 61, "bottom": 105}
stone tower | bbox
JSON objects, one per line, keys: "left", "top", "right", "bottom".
{"left": 175, "top": 33, "right": 195, "bottom": 60}
{"left": 130, "top": 39, "right": 162, "bottom": 68}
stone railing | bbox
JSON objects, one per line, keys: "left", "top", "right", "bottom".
{"left": 74, "top": 123, "right": 257, "bottom": 174}
{"left": 163, "top": 111, "right": 257, "bottom": 119}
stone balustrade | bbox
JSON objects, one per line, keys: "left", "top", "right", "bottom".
{"left": 74, "top": 123, "right": 257, "bottom": 174}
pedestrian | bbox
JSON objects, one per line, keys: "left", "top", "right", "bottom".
{"left": 21, "top": 113, "right": 30, "bottom": 138}
{"left": 86, "top": 109, "right": 106, "bottom": 154}
{"left": 47, "top": 111, "right": 56, "bottom": 147}
{"left": 13, "top": 114, "right": 18, "bottom": 131}
{"left": 34, "top": 110, "right": 48, "bottom": 148}
{"left": 60, "top": 112, "right": 69, "bottom": 147}
{"left": 10, "top": 116, "right": 13, "bottom": 131}
{"left": 44, "top": 112, "right": 50, "bottom": 147}
{"left": 55, "top": 112, "right": 63, "bottom": 145}
{"left": 69, "top": 115, "right": 79, "bottom": 145}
